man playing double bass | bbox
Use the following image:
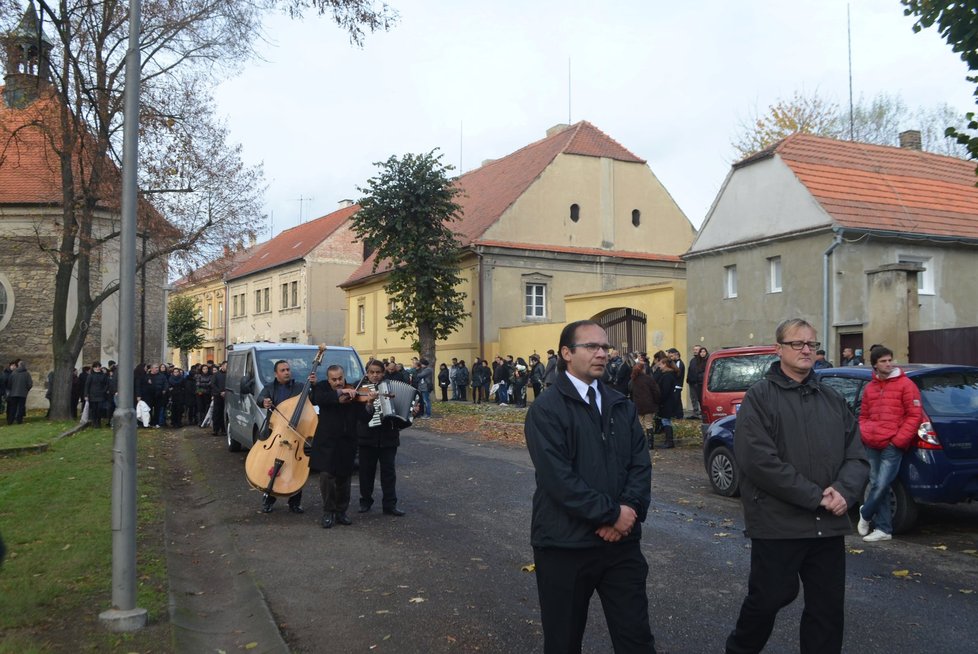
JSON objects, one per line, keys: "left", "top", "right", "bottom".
{"left": 310, "top": 364, "right": 376, "bottom": 529}
{"left": 257, "top": 360, "right": 306, "bottom": 514}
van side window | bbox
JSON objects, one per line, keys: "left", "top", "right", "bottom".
{"left": 707, "top": 355, "right": 779, "bottom": 393}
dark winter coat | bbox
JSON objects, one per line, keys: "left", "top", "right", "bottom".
{"left": 456, "top": 365, "right": 470, "bottom": 387}
{"left": 141, "top": 372, "right": 168, "bottom": 400}
{"left": 629, "top": 373, "right": 660, "bottom": 416}
{"left": 686, "top": 356, "right": 705, "bottom": 386}
{"left": 858, "top": 368, "right": 922, "bottom": 451}
{"left": 735, "top": 362, "right": 868, "bottom": 540}
{"left": 438, "top": 367, "right": 450, "bottom": 388}
{"left": 542, "top": 355, "right": 558, "bottom": 386}
{"left": 524, "top": 372, "right": 652, "bottom": 549}
{"left": 211, "top": 369, "right": 227, "bottom": 397}
{"left": 84, "top": 370, "right": 114, "bottom": 402}
{"left": 656, "top": 369, "right": 683, "bottom": 419}
{"left": 309, "top": 382, "right": 369, "bottom": 475}
{"left": 7, "top": 364, "right": 33, "bottom": 398}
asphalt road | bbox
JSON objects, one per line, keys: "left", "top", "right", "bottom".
{"left": 163, "top": 423, "right": 978, "bottom": 653}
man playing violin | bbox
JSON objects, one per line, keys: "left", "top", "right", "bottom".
{"left": 357, "top": 359, "right": 414, "bottom": 517}
{"left": 309, "top": 365, "right": 377, "bottom": 529}
{"left": 257, "top": 360, "right": 307, "bottom": 514}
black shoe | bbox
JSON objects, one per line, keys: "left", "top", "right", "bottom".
{"left": 662, "top": 440, "right": 675, "bottom": 449}
{"left": 321, "top": 513, "right": 334, "bottom": 529}
{"left": 288, "top": 504, "right": 305, "bottom": 514}
{"left": 335, "top": 512, "right": 353, "bottom": 526}
{"left": 261, "top": 501, "right": 274, "bottom": 514}
{"left": 358, "top": 503, "right": 371, "bottom": 513}
{"left": 383, "top": 507, "right": 406, "bottom": 517}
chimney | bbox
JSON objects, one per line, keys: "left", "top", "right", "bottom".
{"left": 546, "top": 123, "right": 570, "bottom": 137}
{"left": 338, "top": 199, "right": 354, "bottom": 209}
{"left": 899, "top": 130, "right": 922, "bottom": 151}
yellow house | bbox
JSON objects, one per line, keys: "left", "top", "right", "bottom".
{"left": 341, "top": 121, "right": 696, "bottom": 365}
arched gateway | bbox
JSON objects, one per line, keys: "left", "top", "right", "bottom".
{"left": 595, "top": 308, "right": 647, "bottom": 354}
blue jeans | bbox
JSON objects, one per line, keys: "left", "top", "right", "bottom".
{"left": 861, "top": 444, "right": 904, "bottom": 535}
{"left": 496, "top": 382, "right": 509, "bottom": 404}
{"left": 419, "top": 390, "right": 431, "bottom": 417}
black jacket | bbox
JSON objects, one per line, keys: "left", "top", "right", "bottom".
{"left": 656, "top": 370, "right": 683, "bottom": 419}
{"left": 309, "top": 383, "right": 369, "bottom": 475}
{"left": 524, "top": 371, "right": 652, "bottom": 549}
{"left": 84, "top": 370, "right": 114, "bottom": 402}
{"left": 735, "top": 362, "right": 868, "bottom": 539}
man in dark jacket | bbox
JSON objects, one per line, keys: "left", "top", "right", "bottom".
{"left": 541, "top": 349, "right": 558, "bottom": 389}
{"left": 525, "top": 320, "right": 656, "bottom": 653}
{"left": 84, "top": 362, "right": 114, "bottom": 428}
{"left": 357, "top": 359, "right": 414, "bottom": 517}
{"left": 211, "top": 361, "right": 227, "bottom": 436}
{"left": 310, "top": 364, "right": 374, "bottom": 528}
{"left": 725, "top": 318, "right": 868, "bottom": 654}
{"left": 492, "top": 356, "right": 510, "bottom": 405}
{"left": 141, "top": 364, "right": 168, "bottom": 428}
{"left": 6, "top": 360, "right": 33, "bottom": 424}
{"left": 257, "top": 360, "right": 306, "bottom": 514}
{"left": 685, "top": 346, "right": 704, "bottom": 419}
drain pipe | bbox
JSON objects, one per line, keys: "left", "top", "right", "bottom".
{"left": 822, "top": 229, "right": 843, "bottom": 355}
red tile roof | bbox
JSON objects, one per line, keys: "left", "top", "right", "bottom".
{"left": 226, "top": 203, "right": 358, "bottom": 281}
{"left": 343, "top": 121, "right": 648, "bottom": 286}
{"left": 0, "top": 86, "right": 174, "bottom": 235}
{"left": 768, "top": 133, "right": 978, "bottom": 240}
{"left": 173, "top": 244, "right": 260, "bottom": 288}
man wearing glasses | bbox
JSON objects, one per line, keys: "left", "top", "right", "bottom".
{"left": 525, "top": 320, "right": 656, "bottom": 653}
{"left": 725, "top": 318, "right": 867, "bottom": 654}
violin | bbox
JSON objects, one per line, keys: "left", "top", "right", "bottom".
{"left": 244, "top": 344, "right": 326, "bottom": 500}
{"left": 340, "top": 380, "right": 396, "bottom": 403}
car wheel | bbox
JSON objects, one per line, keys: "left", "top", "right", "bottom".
{"left": 708, "top": 446, "right": 740, "bottom": 497}
{"left": 227, "top": 422, "right": 241, "bottom": 452}
{"left": 889, "top": 479, "right": 918, "bottom": 534}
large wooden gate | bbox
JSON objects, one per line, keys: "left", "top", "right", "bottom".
{"left": 909, "top": 326, "right": 978, "bottom": 365}
{"left": 595, "top": 308, "right": 647, "bottom": 354}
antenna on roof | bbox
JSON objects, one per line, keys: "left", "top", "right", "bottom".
{"left": 847, "top": 3, "right": 854, "bottom": 141}
{"left": 568, "top": 57, "right": 572, "bottom": 124}
{"left": 295, "top": 196, "right": 313, "bottom": 225}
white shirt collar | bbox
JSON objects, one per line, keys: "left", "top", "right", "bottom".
{"left": 564, "top": 371, "right": 601, "bottom": 413}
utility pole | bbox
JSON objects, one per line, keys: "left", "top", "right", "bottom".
{"left": 296, "top": 196, "right": 313, "bottom": 224}
{"left": 99, "top": 0, "right": 147, "bottom": 632}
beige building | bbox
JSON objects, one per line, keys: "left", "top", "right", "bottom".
{"left": 225, "top": 204, "right": 362, "bottom": 346}
{"left": 341, "top": 122, "right": 696, "bottom": 364}
{"left": 685, "top": 132, "right": 978, "bottom": 365}
{"left": 169, "top": 246, "right": 256, "bottom": 366}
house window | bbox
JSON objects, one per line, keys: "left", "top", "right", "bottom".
{"left": 767, "top": 256, "right": 782, "bottom": 293}
{"left": 569, "top": 203, "right": 580, "bottom": 223}
{"left": 281, "top": 283, "right": 288, "bottom": 308}
{"left": 263, "top": 287, "right": 270, "bottom": 312}
{"left": 387, "top": 299, "right": 397, "bottom": 326}
{"left": 724, "top": 265, "right": 738, "bottom": 299}
{"left": 207, "top": 304, "right": 213, "bottom": 329}
{"left": 0, "top": 275, "right": 12, "bottom": 332}
{"left": 291, "top": 281, "right": 298, "bottom": 307}
{"left": 525, "top": 283, "right": 546, "bottom": 319}
{"left": 232, "top": 295, "right": 238, "bottom": 317}
{"left": 255, "top": 290, "right": 262, "bottom": 314}
{"left": 898, "top": 254, "right": 934, "bottom": 295}
{"left": 218, "top": 302, "right": 223, "bottom": 326}
{"left": 357, "top": 303, "right": 366, "bottom": 334}
{"left": 631, "top": 209, "right": 641, "bottom": 227}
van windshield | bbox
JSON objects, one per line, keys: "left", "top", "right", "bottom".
{"left": 707, "top": 354, "right": 779, "bottom": 393}
{"left": 256, "top": 349, "right": 364, "bottom": 386}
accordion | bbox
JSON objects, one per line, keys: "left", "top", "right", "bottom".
{"left": 366, "top": 379, "right": 419, "bottom": 428}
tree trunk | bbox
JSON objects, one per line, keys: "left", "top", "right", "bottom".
{"left": 418, "top": 322, "right": 437, "bottom": 371}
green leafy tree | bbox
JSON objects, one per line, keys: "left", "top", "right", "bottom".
{"left": 902, "top": 0, "right": 978, "bottom": 161}
{"left": 167, "top": 296, "right": 206, "bottom": 368}
{"left": 353, "top": 150, "right": 468, "bottom": 365}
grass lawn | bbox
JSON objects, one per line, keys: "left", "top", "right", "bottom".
{"left": 0, "top": 415, "right": 171, "bottom": 653}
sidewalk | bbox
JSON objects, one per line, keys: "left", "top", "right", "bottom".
{"left": 162, "top": 431, "right": 290, "bottom": 653}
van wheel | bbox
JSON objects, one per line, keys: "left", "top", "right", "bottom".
{"left": 889, "top": 479, "right": 918, "bottom": 534}
{"left": 227, "top": 424, "right": 241, "bottom": 452}
{"left": 708, "top": 446, "right": 740, "bottom": 497}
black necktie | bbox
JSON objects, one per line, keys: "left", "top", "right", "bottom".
{"left": 587, "top": 386, "right": 599, "bottom": 416}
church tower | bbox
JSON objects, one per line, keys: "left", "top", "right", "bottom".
{"left": 2, "top": 1, "right": 53, "bottom": 108}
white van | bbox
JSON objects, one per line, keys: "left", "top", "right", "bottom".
{"left": 224, "top": 342, "right": 365, "bottom": 452}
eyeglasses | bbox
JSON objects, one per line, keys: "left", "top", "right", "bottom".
{"left": 778, "top": 340, "right": 821, "bottom": 351}
{"left": 569, "top": 343, "right": 612, "bottom": 353}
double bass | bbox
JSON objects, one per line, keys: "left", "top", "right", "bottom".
{"left": 244, "top": 344, "right": 325, "bottom": 500}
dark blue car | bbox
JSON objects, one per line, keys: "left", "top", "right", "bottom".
{"left": 702, "top": 364, "right": 978, "bottom": 533}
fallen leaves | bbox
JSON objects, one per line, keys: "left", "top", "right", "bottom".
{"left": 521, "top": 563, "right": 536, "bottom": 573}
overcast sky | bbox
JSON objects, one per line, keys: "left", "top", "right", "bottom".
{"left": 213, "top": 0, "right": 975, "bottom": 237}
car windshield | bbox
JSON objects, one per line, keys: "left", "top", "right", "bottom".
{"left": 707, "top": 354, "right": 779, "bottom": 393}
{"left": 914, "top": 371, "right": 978, "bottom": 417}
{"left": 255, "top": 349, "right": 363, "bottom": 387}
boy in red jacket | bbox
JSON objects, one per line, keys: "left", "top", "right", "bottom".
{"left": 857, "top": 345, "right": 922, "bottom": 542}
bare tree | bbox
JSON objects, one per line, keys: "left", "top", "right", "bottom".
{"left": 0, "top": 0, "right": 396, "bottom": 419}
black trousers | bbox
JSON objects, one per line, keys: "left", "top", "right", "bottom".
{"left": 320, "top": 472, "right": 352, "bottom": 513}
{"left": 212, "top": 395, "right": 225, "bottom": 434}
{"left": 726, "top": 536, "right": 845, "bottom": 654}
{"left": 359, "top": 445, "right": 398, "bottom": 510}
{"left": 533, "top": 540, "right": 656, "bottom": 654}
{"left": 5, "top": 397, "right": 26, "bottom": 424}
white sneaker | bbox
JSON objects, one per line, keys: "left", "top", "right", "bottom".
{"left": 863, "top": 529, "right": 892, "bottom": 542}
{"left": 857, "top": 505, "right": 871, "bottom": 536}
